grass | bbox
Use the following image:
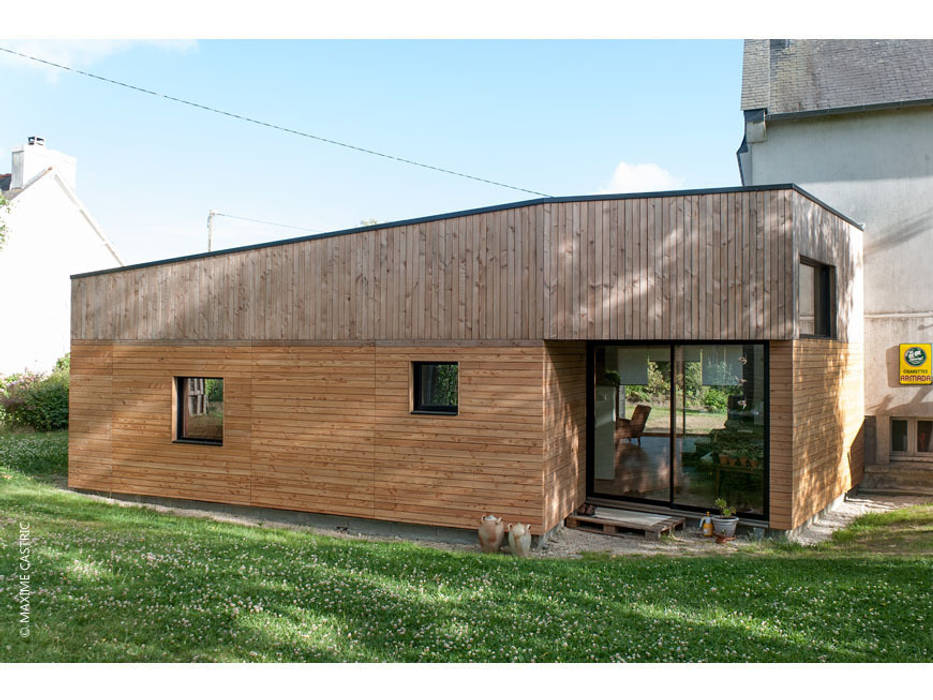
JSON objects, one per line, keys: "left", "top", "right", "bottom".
{"left": 1, "top": 431, "right": 931, "bottom": 662}
{"left": 625, "top": 405, "right": 729, "bottom": 433}
{"left": 828, "top": 505, "right": 933, "bottom": 555}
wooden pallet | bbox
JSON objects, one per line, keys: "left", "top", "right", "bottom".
{"left": 565, "top": 510, "right": 685, "bottom": 540}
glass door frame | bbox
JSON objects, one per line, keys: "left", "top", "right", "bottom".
{"left": 585, "top": 339, "right": 770, "bottom": 521}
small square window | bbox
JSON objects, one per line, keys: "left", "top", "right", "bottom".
{"left": 412, "top": 362, "right": 458, "bottom": 414}
{"left": 176, "top": 377, "right": 224, "bottom": 444}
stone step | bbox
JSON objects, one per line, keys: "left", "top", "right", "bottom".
{"left": 860, "top": 463, "right": 933, "bottom": 496}
{"left": 864, "top": 461, "right": 933, "bottom": 474}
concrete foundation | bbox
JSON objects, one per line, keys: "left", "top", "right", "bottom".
{"left": 72, "top": 488, "right": 558, "bottom": 550}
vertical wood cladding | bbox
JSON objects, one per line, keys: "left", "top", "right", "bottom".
{"left": 770, "top": 339, "right": 865, "bottom": 530}
{"left": 71, "top": 189, "right": 860, "bottom": 344}
{"left": 69, "top": 341, "right": 551, "bottom": 533}
{"left": 769, "top": 342, "right": 795, "bottom": 530}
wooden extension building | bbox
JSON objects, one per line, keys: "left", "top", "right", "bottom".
{"left": 69, "top": 184, "right": 864, "bottom": 535}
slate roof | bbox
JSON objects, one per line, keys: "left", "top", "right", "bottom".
{"left": 741, "top": 39, "right": 933, "bottom": 117}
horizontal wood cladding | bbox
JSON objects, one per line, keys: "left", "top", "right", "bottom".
{"left": 770, "top": 339, "right": 865, "bottom": 530}
{"left": 542, "top": 342, "right": 587, "bottom": 532}
{"left": 790, "top": 339, "right": 864, "bottom": 529}
{"left": 72, "top": 189, "right": 860, "bottom": 343}
{"left": 68, "top": 344, "right": 113, "bottom": 491}
{"left": 69, "top": 341, "right": 551, "bottom": 533}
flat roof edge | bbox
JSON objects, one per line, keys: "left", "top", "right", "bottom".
{"left": 71, "top": 183, "right": 862, "bottom": 280}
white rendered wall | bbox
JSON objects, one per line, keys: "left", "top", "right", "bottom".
{"left": 744, "top": 106, "right": 933, "bottom": 463}
{"left": 11, "top": 143, "right": 77, "bottom": 192}
{"left": 0, "top": 174, "right": 118, "bottom": 375}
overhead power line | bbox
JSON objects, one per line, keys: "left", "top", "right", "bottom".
{"left": 0, "top": 46, "right": 552, "bottom": 198}
{"left": 207, "top": 210, "right": 323, "bottom": 251}
{"left": 213, "top": 212, "right": 323, "bottom": 233}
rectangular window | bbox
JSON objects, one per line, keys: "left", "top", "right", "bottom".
{"left": 799, "top": 258, "right": 835, "bottom": 338}
{"left": 412, "top": 362, "right": 458, "bottom": 414}
{"left": 890, "top": 417, "right": 933, "bottom": 459}
{"left": 176, "top": 377, "right": 224, "bottom": 444}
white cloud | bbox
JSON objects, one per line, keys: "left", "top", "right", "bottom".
{"left": 599, "top": 161, "right": 685, "bottom": 194}
{"left": 0, "top": 40, "right": 197, "bottom": 82}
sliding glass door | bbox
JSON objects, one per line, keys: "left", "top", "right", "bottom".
{"left": 593, "top": 345, "right": 672, "bottom": 502}
{"left": 590, "top": 342, "right": 767, "bottom": 518}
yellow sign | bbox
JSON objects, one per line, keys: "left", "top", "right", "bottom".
{"left": 899, "top": 344, "right": 932, "bottom": 385}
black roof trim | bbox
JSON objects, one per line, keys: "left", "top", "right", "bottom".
{"left": 71, "top": 184, "right": 863, "bottom": 279}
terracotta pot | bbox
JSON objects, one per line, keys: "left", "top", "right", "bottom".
{"left": 718, "top": 454, "right": 728, "bottom": 466}
{"left": 507, "top": 523, "right": 532, "bottom": 557}
{"left": 478, "top": 515, "right": 504, "bottom": 553}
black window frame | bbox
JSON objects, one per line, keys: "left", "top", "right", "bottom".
{"left": 799, "top": 257, "right": 836, "bottom": 339}
{"left": 411, "top": 362, "right": 459, "bottom": 415}
{"left": 174, "top": 376, "right": 225, "bottom": 446}
{"left": 585, "top": 340, "right": 770, "bottom": 522}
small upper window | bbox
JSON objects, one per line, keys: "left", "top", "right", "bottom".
{"left": 412, "top": 362, "right": 458, "bottom": 414}
{"left": 799, "top": 258, "right": 835, "bottom": 338}
{"left": 176, "top": 377, "right": 224, "bottom": 444}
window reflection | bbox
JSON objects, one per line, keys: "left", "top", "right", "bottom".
{"left": 592, "top": 344, "right": 766, "bottom": 517}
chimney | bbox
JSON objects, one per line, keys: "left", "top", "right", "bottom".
{"left": 10, "top": 136, "right": 77, "bottom": 192}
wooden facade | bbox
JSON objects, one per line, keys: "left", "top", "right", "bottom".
{"left": 71, "top": 341, "right": 572, "bottom": 533}
{"left": 72, "top": 187, "right": 860, "bottom": 345}
{"left": 770, "top": 339, "right": 865, "bottom": 529}
{"left": 69, "top": 185, "right": 864, "bottom": 533}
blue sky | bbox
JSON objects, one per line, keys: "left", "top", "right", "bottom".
{"left": 1, "top": 40, "right": 744, "bottom": 265}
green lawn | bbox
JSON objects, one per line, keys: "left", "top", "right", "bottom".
{"left": 1, "top": 431, "right": 931, "bottom": 662}
{"left": 624, "top": 405, "right": 729, "bottom": 433}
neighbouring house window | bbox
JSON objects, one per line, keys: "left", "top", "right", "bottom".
{"left": 412, "top": 362, "right": 458, "bottom": 414}
{"left": 891, "top": 419, "right": 908, "bottom": 453}
{"left": 799, "top": 258, "right": 835, "bottom": 338}
{"left": 176, "top": 377, "right": 224, "bottom": 444}
{"left": 890, "top": 417, "right": 933, "bottom": 458}
{"left": 919, "top": 421, "right": 933, "bottom": 453}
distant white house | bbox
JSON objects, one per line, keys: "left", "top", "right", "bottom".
{"left": 0, "top": 137, "right": 123, "bottom": 375}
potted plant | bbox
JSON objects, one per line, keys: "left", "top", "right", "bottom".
{"left": 712, "top": 497, "right": 739, "bottom": 538}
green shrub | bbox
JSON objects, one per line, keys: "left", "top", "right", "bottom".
{"left": 1, "top": 359, "right": 70, "bottom": 431}
{"left": 54, "top": 353, "right": 70, "bottom": 374}
{"left": 206, "top": 377, "right": 224, "bottom": 402}
{"left": 702, "top": 387, "right": 730, "bottom": 412}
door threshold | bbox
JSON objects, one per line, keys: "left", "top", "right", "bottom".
{"left": 586, "top": 497, "right": 769, "bottom": 529}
